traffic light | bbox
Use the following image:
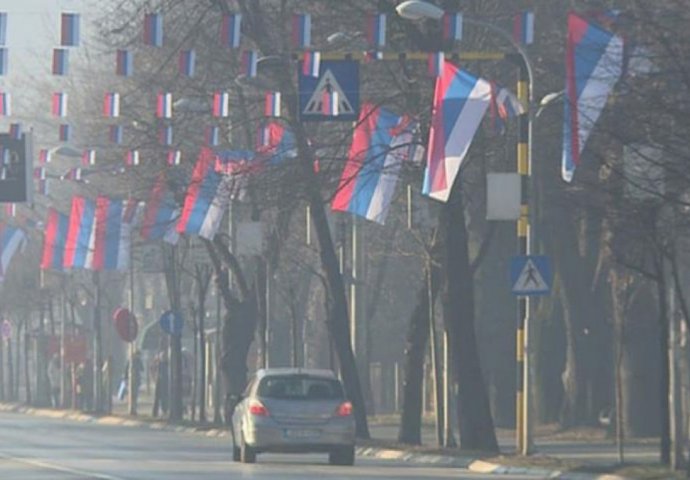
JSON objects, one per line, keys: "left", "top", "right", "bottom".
{"left": 0, "top": 132, "right": 32, "bottom": 203}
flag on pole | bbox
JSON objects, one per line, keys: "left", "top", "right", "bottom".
{"left": 331, "top": 103, "right": 411, "bottom": 224}
{"left": 91, "top": 196, "right": 132, "bottom": 271}
{"left": 302, "top": 50, "right": 321, "bottom": 77}
{"left": 52, "top": 92, "right": 68, "bottom": 117}
{"left": 52, "top": 48, "right": 69, "bottom": 75}
{"left": 489, "top": 82, "right": 525, "bottom": 134}
{"left": 40, "top": 208, "right": 69, "bottom": 271}
{"left": 156, "top": 92, "right": 172, "bottom": 118}
{"left": 116, "top": 49, "right": 133, "bottom": 76}
{"left": 0, "top": 223, "right": 26, "bottom": 280}
{"left": 427, "top": 52, "right": 444, "bottom": 77}
{"left": 38, "top": 179, "right": 49, "bottom": 195}
{"left": 34, "top": 167, "right": 46, "bottom": 180}
{"left": 82, "top": 150, "right": 96, "bottom": 166}
{"left": 141, "top": 172, "right": 180, "bottom": 244}
{"left": 60, "top": 13, "right": 80, "bottom": 46}
{"left": 221, "top": 13, "right": 242, "bottom": 48}
{"left": 159, "top": 125, "right": 173, "bottom": 146}
{"left": 366, "top": 13, "right": 386, "bottom": 48}
{"left": 143, "top": 13, "right": 163, "bottom": 47}
{"left": 442, "top": 12, "right": 463, "bottom": 41}
{"left": 321, "top": 90, "right": 339, "bottom": 116}
{"left": 214, "top": 150, "right": 257, "bottom": 201}
{"left": 241, "top": 50, "right": 258, "bottom": 77}
{"left": 0, "top": 48, "right": 7, "bottom": 75}
{"left": 61, "top": 167, "right": 82, "bottom": 181}
{"left": 3, "top": 203, "right": 15, "bottom": 217}
{"left": 167, "top": 150, "right": 181, "bottom": 166}
{"left": 177, "top": 148, "right": 233, "bottom": 239}
{"left": 59, "top": 124, "right": 71, "bottom": 142}
{"left": 562, "top": 12, "right": 623, "bottom": 182}
{"left": 178, "top": 49, "right": 196, "bottom": 77}
{"left": 423, "top": 61, "right": 491, "bottom": 202}
{"left": 9, "top": 123, "right": 21, "bottom": 139}
{"left": 292, "top": 13, "right": 311, "bottom": 48}
{"left": 0, "top": 13, "right": 7, "bottom": 46}
{"left": 264, "top": 91, "right": 281, "bottom": 117}
{"left": 38, "top": 149, "right": 51, "bottom": 164}
{"left": 63, "top": 196, "right": 96, "bottom": 269}
{"left": 212, "top": 92, "right": 229, "bottom": 117}
{"left": 255, "top": 121, "right": 296, "bottom": 165}
{"left": 513, "top": 11, "right": 535, "bottom": 45}
{"left": 125, "top": 150, "right": 140, "bottom": 166}
{"left": 0, "top": 92, "right": 9, "bottom": 116}
{"left": 103, "top": 92, "right": 120, "bottom": 117}
{"left": 204, "top": 126, "right": 219, "bottom": 146}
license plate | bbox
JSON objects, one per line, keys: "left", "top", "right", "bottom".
{"left": 284, "top": 429, "right": 321, "bottom": 439}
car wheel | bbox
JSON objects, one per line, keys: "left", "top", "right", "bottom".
{"left": 328, "top": 446, "right": 355, "bottom": 466}
{"left": 240, "top": 434, "right": 256, "bottom": 464}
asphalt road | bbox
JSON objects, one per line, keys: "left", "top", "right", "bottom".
{"left": 0, "top": 412, "right": 540, "bottom": 480}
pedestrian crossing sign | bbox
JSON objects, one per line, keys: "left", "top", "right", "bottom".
{"left": 510, "top": 255, "right": 552, "bottom": 296}
{"left": 298, "top": 59, "right": 359, "bottom": 122}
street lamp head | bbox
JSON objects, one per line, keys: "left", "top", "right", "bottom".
{"left": 395, "top": 0, "right": 444, "bottom": 21}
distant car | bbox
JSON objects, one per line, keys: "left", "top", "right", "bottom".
{"left": 231, "top": 368, "right": 356, "bottom": 465}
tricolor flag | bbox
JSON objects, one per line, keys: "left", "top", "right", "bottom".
{"left": 423, "top": 61, "right": 491, "bottom": 202}
{"left": 241, "top": 50, "right": 258, "bottom": 77}
{"left": 82, "top": 149, "right": 96, "bottom": 166}
{"left": 103, "top": 92, "right": 120, "bottom": 117}
{"left": 52, "top": 48, "right": 69, "bottom": 75}
{"left": 177, "top": 148, "right": 233, "bottom": 239}
{"left": 255, "top": 121, "right": 296, "bottom": 166}
{"left": 40, "top": 209, "right": 69, "bottom": 271}
{"left": 167, "top": 150, "right": 181, "bottom": 166}
{"left": 321, "top": 90, "right": 339, "bottom": 116}
{"left": 38, "top": 179, "right": 49, "bottom": 195}
{"left": 366, "top": 13, "right": 386, "bottom": 48}
{"left": 59, "top": 124, "right": 71, "bottom": 142}
{"left": 489, "top": 82, "right": 525, "bottom": 134}
{"left": 125, "top": 150, "right": 140, "bottom": 166}
{"left": 33, "top": 167, "right": 46, "bottom": 180}
{"left": 292, "top": 13, "right": 311, "bottom": 48}
{"left": 116, "top": 49, "right": 133, "bottom": 76}
{"left": 513, "top": 11, "right": 535, "bottom": 46}
{"left": 38, "top": 149, "right": 51, "bottom": 164}
{"left": 3, "top": 203, "right": 15, "bottom": 217}
{"left": 562, "top": 12, "right": 623, "bottom": 182}
{"left": 141, "top": 172, "right": 179, "bottom": 244}
{"left": 427, "top": 52, "right": 444, "bottom": 77}
{"left": 60, "top": 13, "right": 80, "bottom": 47}
{"left": 0, "top": 13, "right": 7, "bottom": 46}
{"left": 221, "top": 13, "right": 242, "bottom": 48}
{"left": 63, "top": 195, "right": 96, "bottom": 269}
{"left": 159, "top": 125, "right": 173, "bottom": 146}
{"left": 214, "top": 150, "right": 257, "bottom": 201}
{"left": 90, "top": 196, "right": 133, "bottom": 271}
{"left": 364, "top": 50, "right": 383, "bottom": 62}
{"left": 331, "top": 103, "right": 412, "bottom": 224}
{"left": 156, "top": 92, "right": 172, "bottom": 118}
{"left": 212, "top": 92, "right": 229, "bottom": 117}
{"left": 178, "top": 50, "right": 196, "bottom": 77}
{"left": 0, "top": 92, "right": 10, "bottom": 116}
{"left": 143, "top": 13, "right": 163, "bottom": 47}
{"left": 204, "top": 126, "right": 219, "bottom": 146}
{"left": 0, "top": 48, "right": 8, "bottom": 75}
{"left": 9, "top": 123, "right": 21, "bottom": 139}
{"left": 109, "top": 125, "right": 123, "bottom": 144}
{"left": 264, "top": 91, "right": 281, "bottom": 117}
{"left": 302, "top": 51, "right": 320, "bottom": 77}
{"left": 0, "top": 223, "right": 26, "bottom": 280}
{"left": 442, "top": 12, "right": 463, "bottom": 42}
{"left": 61, "top": 167, "right": 82, "bottom": 181}
{"left": 52, "top": 92, "right": 68, "bottom": 117}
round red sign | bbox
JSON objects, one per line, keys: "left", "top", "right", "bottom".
{"left": 113, "top": 308, "right": 138, "bottom": 343}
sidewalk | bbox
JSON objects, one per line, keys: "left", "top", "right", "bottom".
{"left": 0, "top": 397, "right": 679, "bottom": 480}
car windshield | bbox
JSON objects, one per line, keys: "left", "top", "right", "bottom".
{"left": 257, "top": 375, "right": 345, "bottom": 400}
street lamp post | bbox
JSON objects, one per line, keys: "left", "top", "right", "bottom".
{"left": 396, "top": 0, "right": 536, "bottom": 455}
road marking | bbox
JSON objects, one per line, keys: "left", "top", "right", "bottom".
{"left": 0, "top": 451, "right": 127, "bottom": 480}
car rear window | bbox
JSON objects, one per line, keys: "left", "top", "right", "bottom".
{"left": 258, "top": 375, "right": 345, "bottom": 400}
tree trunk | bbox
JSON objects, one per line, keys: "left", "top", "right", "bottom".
{"left": 443, "top": 187, "right": 498, "bottom": 452}
{"left": 658, "top": 269, "right": 671, "bottom": 465}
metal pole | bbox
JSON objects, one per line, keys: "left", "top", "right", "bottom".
{"left": 94, "top": 270, "right": 102, "bottom": 413}
{"left": 427, "top": 261, "right": 443, "bottom": 446}
{"left": 60, "top": 291, "right": 66, "bottom": 408}
{"left": 265, "top": 258, "right": 271, "bottom": 368}
{"left": 668, "top": 257, "right": 682, "bottom": 469}
{"left": 350, "top": 218, "right": 358, "bottom": 356}
{"left": 128, "top": 243, "right": 136, "bottom": 415}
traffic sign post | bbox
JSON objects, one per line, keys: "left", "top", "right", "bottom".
{"left": 113, "top": 308, "right": 138, "bottom": 343}
{"left": 159, "top": 310, "right": 184, "bottom": 336}
{"left": 510, "top": 255, "right": 552, "bottom": 296}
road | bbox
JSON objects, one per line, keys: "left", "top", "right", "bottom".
{"left": 0, "top": 412, "right": 540, "bottom": 480}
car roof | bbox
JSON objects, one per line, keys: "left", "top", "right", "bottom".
{"left": 255, "top": 368, "right": 338, "bottom": 380}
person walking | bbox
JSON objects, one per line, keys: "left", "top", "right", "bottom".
{"left": 152, "top": 349, "right": 169, "bottom": 417}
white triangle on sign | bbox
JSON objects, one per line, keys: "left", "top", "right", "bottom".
{"left": 513, "top": 259, "right": 548, "bottom": 292}
{"left": 303, "top": 69, "right": 354, "bottom": 116}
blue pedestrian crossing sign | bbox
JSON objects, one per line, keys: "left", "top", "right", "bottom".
{"left": 298, "top": 59, "right": 359, "bottom": 122}
{"left": 510, "top": 255, "right": 552, "bottom": 296}
{"left": 159, "top": 310, "right": 184, "bottom": 336}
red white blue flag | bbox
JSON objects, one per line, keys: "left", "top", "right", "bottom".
{"left": 61, "top": 167, "right": 82, "bottom": 181}
{"left": 256, "top": 121, "right": 296, "bottom": 166}
{"left": 40, "top": 208, "right": 68, "bottom": 271}
{"left": 292, "top": 13, "right": 311, "bottom": 48}
{"left": 427, "top": 52, "right": 444, "bottom": 77}
{"left": 38, "top": 149, "right": 51, "bottom": 164}
{"left": 38, "top": 179, "right": 49, "bottom": 195}
{"left": 221, "top": 13, "right": 242, "bottom": 48}
{"left": 331, "top": 103, "right": 413, "bottom": 224}
{"left": 156, "top": 92, "right": 172, "bottom": 118}
{"left": 204, "top": 126, "right": 219, "bottom": 146}
{"left": 513, "top": 11, "right": 535, "bottom": 46}
{"left": 321, "top": 90, "right": 339, "bottom": 116}
{"left": 116, "top": 49, "right": 133, "bottom": 76}
{"left": 264, "top": 91, "right": 281, "bottom": 117}
{"left": 0, "top": 48, "right": 7, "bottom": 75}
{"left": 0, "top": 223, "right": 26, "bottom": 280}
{"left": 562, "top": 12, "right": 623, "bottom": 182}
{"left": 489, "top": 82, "right": 524, "bottom": 134}
{"left": 366, "top": 13, "right": 386, "bottom": 48}
{"left": 0, "top": 92, "right": 9, "bottom": 116}
{"left": 178, "top": 50, "right": 196, "bottom": 77}
{"left": 3, "top": 203, "right": 15, "bottom": 217}
{"left": 443, "top": 12, "right": 463, "bottom": 42}
{"left": 177, "top": 148, "right": 233, "bottom": 240}
{"left": 141, "top": 172, "right": 179, "bottom": 244}
{"left": 103, "top": 92, "right": 120, "bottom": 117}
{"left": 143, "top": 13, "right": 163, "bottom": 47}
{"left": 109, "top": 125, "right": 123, "bottom": 144}
{"left": 91, "top": 196, "right": 134, "bottom": 271}
{"left": 82, "top": 150, "right": 96, "bottom": 166}
{"left": 60, "top": 13, "right": 80, "bottom": 47}
{"left": 302, "top": 51, "right": 320, "bottom": 77}
{"left": 125, "top": 150, "right": 140, "bottom": 166}
{"left": 0, "top": 13, "right": 7, "bottom": 46}
{"left": 241, "top": 50, "right": 258, "bottom": 77}
{"left": 52, "top": 49, "right": 69, "bottom": 75}
{"left": 52, "top": 92, "right": 68, "bottom": 117}
{"left": 167, "top": 150, "right": 181, "bottom": 166}
{"left": 59, "top": 124, "right": 71, "bottom": 142}
{"left": 34, "top": 167, "right": 46, "bottom": 180}
{"left": 63, "top": 196, "right": 96, "bottom": 269}
{"left": 423, "top": 61, "right": 491, "bottom": 202}
{"left": 159, "top": 125, "right": 173, "bottom": 146}
{"left": 212, "top": 92, "right": 229, "bottom": 118}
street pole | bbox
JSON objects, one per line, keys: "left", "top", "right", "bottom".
{"left": 667, "top": 255, "right": 683, "bottom": 470}
{"left": 427, "top": 259, "right": 444, "bottom": 446}
{"left": 350, "top": 217, "right": 358, "bottom": 357}
{"left": 128, "top": 241, "right": 136, "bottom": 415}
{"left": 93, "top": 270, "right": 102, "bottom": 413}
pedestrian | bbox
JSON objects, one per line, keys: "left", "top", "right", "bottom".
{"left": 47, "top": 354, "right": 61, "bottom": 408}
{"left": 152, "top": 349, "right": 169, "bottom": 417}
{"left": 122, "top": 350, "right": 144, "bottom": 413}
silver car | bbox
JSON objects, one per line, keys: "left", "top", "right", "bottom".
{"left": 231, "top": 368, "right": 356, "bottom": 465}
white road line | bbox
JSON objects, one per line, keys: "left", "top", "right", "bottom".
{"left": 0, "top": 451, "right": 128, "bottom": 480}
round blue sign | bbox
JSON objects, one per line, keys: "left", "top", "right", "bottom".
{"left": 159, "top": 310, "right": 184, "bottom": 336}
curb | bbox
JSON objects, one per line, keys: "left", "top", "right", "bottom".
{"left": 0, "top": 403, "right": 629, "bottom": 478}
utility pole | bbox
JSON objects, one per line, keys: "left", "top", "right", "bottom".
{"left": 668, "top": 257, "right": 683, "bottom": 470}
{"left": 93, "top": 270, "right": 103, "bottom": 413}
